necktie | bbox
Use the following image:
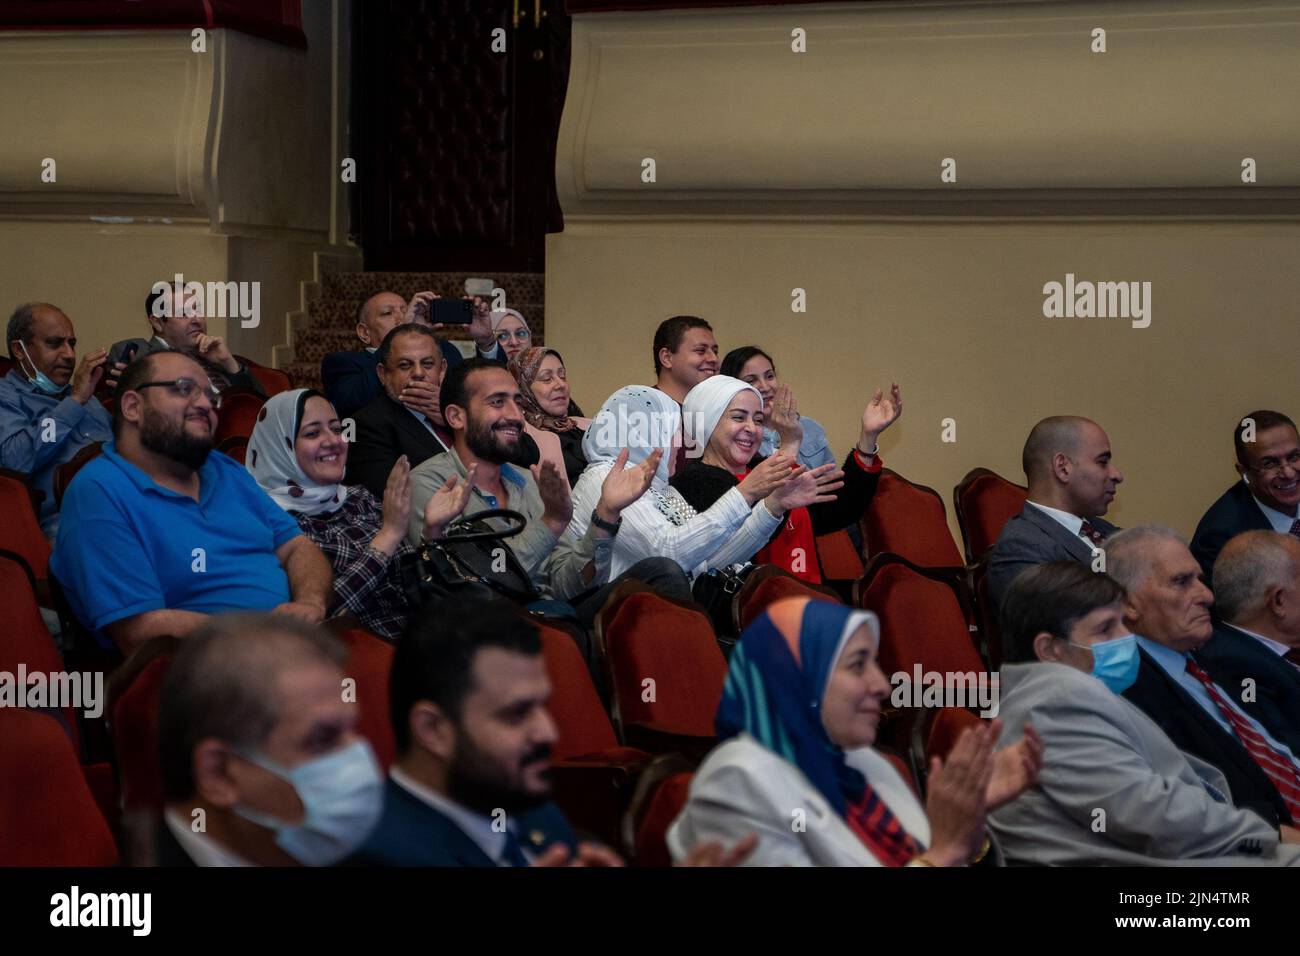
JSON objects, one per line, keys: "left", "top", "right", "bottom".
{"left": 1079, "top": 520, "right": 1105, "bottom": 546}
{"left": 1283, "top": 647, "right": 1300, "bottom": 673}
{"left": 500, "top": 829, "right": 530, "bottom": 867}
{"left": 1185, "top": 657, "right": 1300, "bottom": 820}
{"left": 1289, "top": 519, "right": 1300, "bottom": 540}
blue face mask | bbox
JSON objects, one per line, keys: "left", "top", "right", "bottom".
{"left": 232, "top": 739, "right": 384, "bottom": 866}
{"left": 17, "top": 340, "right": 66, "bottom": 396}
{"left": 1071, "top": 633, "right": 1140, "bottom": 694}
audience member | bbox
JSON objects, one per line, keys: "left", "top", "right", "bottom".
{"left": 156, "top": 613, "right": 384, "bottom": 866}
{"left": 50, "top": 352, "right": 332, "bottom": 656}
{"left": 354, "top": 596, "right": 753, "bottom": 866}
{"left": 508, "top": 347, "right": 590, "bottom": 487}
{"left": 991, "top": 562, "right": 1300, "bottom": 865}
{"left": 491, "top": 308, "right": 532, "bottom": 362}
{"left": 721, "top": 345, "right": 835, "bottom": 471}
{"left": 672, "top": 375, "right": 898, "bottom": 583}
{"left": 248, "top": 389, "right": 475, "bottom": 641}
{"left": 1108, "top": 526, "right": 1300, "bottom": 827}
{"left": 409, "top": 361, "right": 686, "bottom": 619}
{"left": 1, "top": 302, "right": 113, "bottom": 535}
{"left": 652, "top": 315, "right": 718, "bottom": 404}
{"left": 668, "top": 596, "right": 1040, "bottom": 866}
{"left": 568, "top": 386, "right": 813, "bottom": 581}
{"left": 109, "top": 285, "right": 263, "bottom": 396}
{"left": 1192, "top": 411, "right": 1300, "bottom": 584}
{"left": 988, "top": 416, "right": 1123, "bottom": 611}
{"left": 321, "top": 290, "right": 504, "bottom": 419}
{"left": 1198, "top": 531, "right": 1300, "bottom": 747}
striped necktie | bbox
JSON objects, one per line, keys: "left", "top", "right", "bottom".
{"left": 1079, "top": 520, "right": 1106, "bottom": 546}
{"left": 1185, "top": 657, "right": 1300, "bottom": 820}
{"left": 1290, "top": 519, "right": 1300, "bottom": 540}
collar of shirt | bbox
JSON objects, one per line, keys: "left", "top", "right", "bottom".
{"left": 101, "top": 439, "right": 218, "bottom": 505}
{"left": 365, "top": 346, "right": 377, "bottom": 353}
{"left": 1223, "top": 622, "right": 1292, "bottom": 658}
{"left": 1026, "top": 500, "right": 1085, "bottom": 536}
{"left": 151, "top": 336, "right": 171, "bottom": 351}
{"left": 163, "top": 809, "right": 252, "bottom": 867}
{"left": 388, "top": 766, "right": 512, "bottom": 865}
{"left": 1250, "top": 493, "right": 1300, "bottom": 533}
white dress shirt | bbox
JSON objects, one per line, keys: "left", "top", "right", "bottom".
{"left": 1250, "top": 490, "right": 1300, "bottom": 534}
{"left": 1027, "top": 500, "right": 1087, "bottom": 538}
{"left": 1138, "top": 637, "right": 1300, "bottom": 771}
{"left": 164, "top": 809, "right": 252, "bottom": 867}
{"left": 567, "top": 461, "right": 782, "bottom": 580}
{"left": 389, "top": 766, "right": 523, "bottom": 866}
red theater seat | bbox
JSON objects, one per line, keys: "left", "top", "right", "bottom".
{"left": 109, "top": 642, "right": 178, "bottom": 815}
{"left": 338, "top": 629, "right": 397, "bottom": 769}
{"left": 214, "top": 390, "right": 268, "bottom": 444}
{"left": 53, "top": 441, "right": 103, "bottom": 509}
{"left": 954, "top": 467, "right": 1029, "bottom": 564}
{"left": 626, "top": 757, "right": 694, "bottom": 868}
{"left": 0, "top": 473, "right": 51, "bottom": 592}
{"left": 861, "top": 469, "right": 964, "bottom": 567}
{"left": 734, "top": 565, "right": 841, "bottom": 633}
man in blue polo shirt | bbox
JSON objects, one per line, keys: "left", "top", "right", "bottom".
{"left": 51, "top": 351, "right": 333, "bottom": 656}
{"left": 0, "top": 302, "right": 115, "bottom": 536}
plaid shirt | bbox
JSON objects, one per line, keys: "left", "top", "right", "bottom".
{"left": 292, "top": 486, "right": 409, "bottom": 641}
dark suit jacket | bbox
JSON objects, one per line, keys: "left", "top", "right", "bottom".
{"left": 1198, "top": 623, "right": 1300, "bottom": 757}
{"left": 1190, "top": 482, "right": 1273, "bottom": 585}
{"left": 1123, "top": 648, "right": 1289, "bottom": 827}
{"left": 350, "top": 777, "right": 576, "bottom": 867}
{"left": 321, "top": 341, "right": 505, "bottom": 420}
{"left": 344, "top": 392, "right": 451, "bottom": 498}
{"left": 987, "top": 502, "right": 1118, "bottom": 614}
{"left": 108, "top": 335, "right": 265, "bottom": 396}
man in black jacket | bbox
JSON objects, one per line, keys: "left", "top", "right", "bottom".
{"left": 1191, "top": 410, "right": 1300, "bottom": 586}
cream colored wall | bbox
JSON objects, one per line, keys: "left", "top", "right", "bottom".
{"left": 548, "top": 0, "right": 1300, "bottom": 545}
{"left": 0, "top": 0, "right": 354, "bottom": 365}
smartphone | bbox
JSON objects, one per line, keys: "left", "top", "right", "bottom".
{"left": 429, "top": 298, "right": 473, "bottom": 325}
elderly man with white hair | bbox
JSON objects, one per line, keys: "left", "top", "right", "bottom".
{"left": 1109, "top": 525, "right": 1300, "bottom": 828}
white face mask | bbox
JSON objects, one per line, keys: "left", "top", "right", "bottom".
{"left": 232, "top": 739, "right": 384, "bottom": 866}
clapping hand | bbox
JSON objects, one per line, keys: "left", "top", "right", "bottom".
{"left": 422, "top": 465, "right": 476, "bottom": 540}
{"left": 986, "top": 722, "right": 1044, "bottom": 811}
{"left": 533, "top": 459, "right": 574, "bottom": 534}
{"left": 766, "top": 383, "right": 803, "bottom": 453}
{"left": 861, "top": 382, "right": 903, "bottom": 442}
{"left": 771, "top": 462, "right": 844, "bottom": 512}
{"left": 597, "top": 448, "right": 660, "bottom": 518}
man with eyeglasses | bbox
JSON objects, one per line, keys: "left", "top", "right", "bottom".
{"left": 321, "top": 290, "right": 505, "bottom": 420}
{"left": 1, "top": 302, "right": 114, "bottom": 536}
{"left": 1192, "top": 410, "right": 1300, "bottom": 586}
{"left": 50, "top": 351, "right": 333, "bottom": 657}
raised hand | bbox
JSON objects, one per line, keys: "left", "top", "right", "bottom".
{"left": 986, "top": 722, "right": 1044, "bottom": 811}
{"left": 70, "top": 347, "right": 110, "bottom": 403}
{"left": 466, "top": 295, "right": 496, "bottom": 353}
{"left": 676, "top": 833, "right": 759, "bottom": 867}
{"left": 597, "top": 448, "right": 660, "bottom": 519}
{"left": 399, "top": 378, "right": 441, "bottom": 418}
{"left": 533, "top": 459, "right": 573, "bottom": 534}
{"left": 766, "top": 383, "right": 803, "bottom": 454}
{"left": 737, "top": 453, "right": 795, "bottom": 506}
{"left": 861, "top": 382, "right": 903, "bottom": 442}
{"left": 373, "top": 456, "right": 412, "bottom": 553}
{"left": 407, "top": 289, "right": 439, "bottom": 325}
{"left": 422, "top": 465, "right": 476, "bottom": 540}
{"left": 919, "top": 723, "right": 995, "bottom": 866}
{"left": 771, "top": 462, "right": 844, "bottom": 512}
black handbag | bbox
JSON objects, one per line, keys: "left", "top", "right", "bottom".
{"left": 398, "top": 508, "right": 541, "bottom": 608}
{"left": 690, "top": 562, "right": 756, "bottom": 643}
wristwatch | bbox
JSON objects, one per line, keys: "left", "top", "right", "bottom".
{"left": 590, "top": 509, "right": 621, "bottom": 536}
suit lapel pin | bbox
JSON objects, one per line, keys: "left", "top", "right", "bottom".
{"left": 528, "top": 830, "right": 546, "bottom": 846}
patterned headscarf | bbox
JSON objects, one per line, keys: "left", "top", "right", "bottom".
{"left": 718, "top": 596, "right": 923, "bottom": 866}
{"left": 582, "top": 386, "right": 680, "bottom": 489}
{"left": 246, "top": 388, "right": 349, "bottom": 516}
{"left": 508, "top": 347, "right": 573, "bottom": 433}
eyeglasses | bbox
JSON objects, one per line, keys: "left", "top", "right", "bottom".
{"left": 1246, "top": 450, "right": 1300, "bottom": 478}
{"left": 134, "top": 378, "right": 223, "bottom": 409}
{"left": 496, "top": 329, "right": 531, "bottom": 344}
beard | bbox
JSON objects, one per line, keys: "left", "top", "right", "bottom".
{"left": 139, "top": 404, "right": 213, "bottom": 470}
{"left": 445, "top": 731, "right": 552, "bottom": 816}
{"left": 466, "top": 416, "right": 522, "bottom": 465}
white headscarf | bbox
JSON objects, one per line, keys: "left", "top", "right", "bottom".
{"left": 582, "top": 385, "right": 681, "bottom": 488}
{"left": 246, "top": 388, "right": 349, "bottom": 516}
{"left": 682, "top": 375, "right": 763, "bottom": 457}
{"left": 490, "top": 308, "right": 530, "bottom": 333}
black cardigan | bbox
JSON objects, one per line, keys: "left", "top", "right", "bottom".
{"left": 670, "top": 450, "right": 880, "bottom": 540}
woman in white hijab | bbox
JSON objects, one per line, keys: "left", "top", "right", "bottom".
{"left": 246, "top": 388, "right": 473, "bottom": 640}
{"left": 566, "top": 385, "right": 831, "bottom": 581}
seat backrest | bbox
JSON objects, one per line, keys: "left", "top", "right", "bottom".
{"left": 735, "top": 566, "right": 840, "bottom": 633}
{"left": 54, "top": 441, "right": 104, "bottom": 510}
{"left": 237, "top": 357, "right": 293, "bottom": 397}
{"left": 0, "top": 473, "right": 51, "bottom": 581}
{"left": 214, "top": 390, "right": 269, "bottom": 444}
{"left": 110, "top": 649, "right": 176, "bottom": 814}
{"left": 861, "top": 469, "right": 963, "bottom": 567}
{"left": 218, "top": 435, "right": 249, "bottom": 465}
{"left": 339, "top": 629, "right": 397, "bottom": 769}
{"left": 0, "top": 552, "right": 78, "bottom": 747}
{"left": 632, "top": 771, "right": 694, "bottom": 868}
{"left": 926, "top": 706, "right": 984, "bottom": 762}
{"left": 858, "top": 559, "right": 985, "bottom": 677}
{"left": 0, "top": 710, "right": 118, "bottom": 865}
{"left": 604, "top": 592, "right": 726, "bottom": 737}
{"left": 814, "top": 529, "right": 865, "bottom": 581}
{"left": 954, "top": 467, "right": 1029, "bottom": 563}
{"left": 537, "top": 623, "right": 621, "bottom": 760}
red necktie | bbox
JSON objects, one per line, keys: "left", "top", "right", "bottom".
{"left": 1284, "top": 647, "right": 1300, "bottom": 673}
{"left": 1079, "top": 520, "right": 1105, "bottom": 546}
{"left": 1185, "top": 657, "right": 1300, "bottom": 820}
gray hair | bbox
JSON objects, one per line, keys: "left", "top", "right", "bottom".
{"left": 1213, "top": 530, "right": 1300, "bottom": 622}
{"left": 1104, "top": 525, "right": 1187, "bottom": 593}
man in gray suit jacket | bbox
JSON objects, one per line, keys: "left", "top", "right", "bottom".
{"left": 990, "top": 561, "right": 1300, "bottom": 865}
{"left": 988, "top": 416, "right": 1122, "bottom": 613}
